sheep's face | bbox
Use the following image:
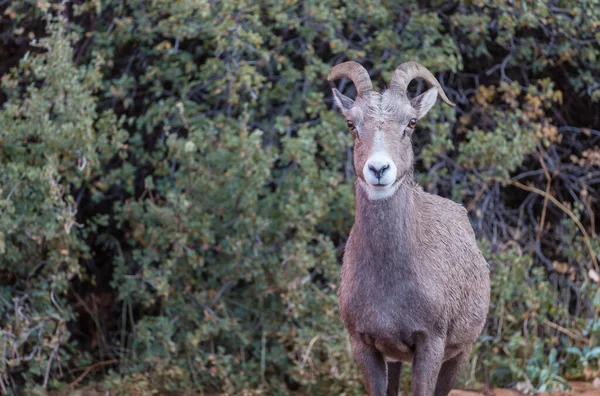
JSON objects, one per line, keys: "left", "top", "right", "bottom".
{"left": 332, "top": 87, "right": 438, "bottom": 200}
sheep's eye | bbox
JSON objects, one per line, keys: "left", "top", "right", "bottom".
{"left": 408, "top": 118, "right": 417, "bottom": 128}
{"left": 346, "top": 119, "right": 360, "bottom": 139}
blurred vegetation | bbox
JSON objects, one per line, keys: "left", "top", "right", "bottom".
{"left": 0, "top": 0, "right": 599, "bottom": 394}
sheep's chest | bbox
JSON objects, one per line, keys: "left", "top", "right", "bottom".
{"left": 338, "top": 257, "right": 441, "bottom": 340}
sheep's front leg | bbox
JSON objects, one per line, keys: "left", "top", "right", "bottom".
{"left": 411, "top": 334, "right": 445, "bottom": 396}
{"left": 434, "top": 346, "right": 471, "bottom": 396}
{"left": 351, "top": 335, "right": 387, "bottom": 396}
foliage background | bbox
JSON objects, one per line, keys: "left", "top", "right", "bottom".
{"left": 0, "top": 0, "right": 599, "bottom": 394}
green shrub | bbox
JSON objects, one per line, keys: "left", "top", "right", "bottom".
{"left": 1, "top": 0, "right": 599, "bottom": 393}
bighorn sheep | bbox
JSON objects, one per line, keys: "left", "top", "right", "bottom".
{"left": 328, "top": 61, "right": 490, "bottom": 396}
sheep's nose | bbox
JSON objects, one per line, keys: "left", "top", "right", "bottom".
{"left": 368, "top": 163, "right": 389, "bottom": 179}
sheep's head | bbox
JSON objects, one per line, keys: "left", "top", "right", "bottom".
{"left": 328, "top": 61, "right": 455, "bottom": 200}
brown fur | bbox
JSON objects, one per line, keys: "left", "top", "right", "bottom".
{"left": 330, "top": 64, "right": 490, "bottom": 396}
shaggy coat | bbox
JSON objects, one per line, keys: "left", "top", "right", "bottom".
{"left": 329, "top": 61, "right": 490, "bottom": 396}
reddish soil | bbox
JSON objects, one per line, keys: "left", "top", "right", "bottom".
{"left": 51, "top": 380, "right": 600, "bottom": 395}
{"left": 450, "top": 381, "right": 600, "bottom": 396}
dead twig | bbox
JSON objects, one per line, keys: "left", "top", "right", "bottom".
{"left": 466, "top": 184, "right": 487, "bottom": 213}
{"left": 43, "top": 330, "right": 61, "bottom": 388}
{"left": 535, "top": 150, "right": 552, "bottom": 247}
{"left": 299, "top": 335, "right": 320, "bottom": 371}
{"left": 544, "top": 319, "right": 589, "bottom": 344}
{"left": 504, "top": 178, "right": 599, "bottom": 274}
{"left": 68, "top": 359, "right": 119, "bottom": 389}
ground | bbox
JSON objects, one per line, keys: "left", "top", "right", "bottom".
{"left": 450, "top": 382, "right": 600, "bottom": 396}
{"left": 48, "top": 380, "right": 600, "bottom": 395}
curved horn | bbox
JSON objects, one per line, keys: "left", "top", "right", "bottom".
{"left": 389, "top": 61, "right": 455, "bottom": 107}
{"left": 327, "top": 61, "right": 373, "bottom": 97}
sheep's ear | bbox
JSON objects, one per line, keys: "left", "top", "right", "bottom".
{"left": 332, "top": 88, "right": 354, "bottom": 115}
{"left": 411, "top": 87, "right": 438, "bottom": 119}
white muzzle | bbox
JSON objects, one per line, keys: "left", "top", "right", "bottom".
{"left": 363, "top": 152, "right": 397, "bottom": 187}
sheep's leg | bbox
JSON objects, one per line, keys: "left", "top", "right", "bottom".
{"left": 386, "top": 362, "right": 402, "bottom": 396}
{"left": 411, "top": 335, "right": 445, "bottom": 396}
{"left": 433, "top": 346, "right": 472, "bottom": 396}
{"left": 351, "top": 336, "right": 387, "bottom": 396}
